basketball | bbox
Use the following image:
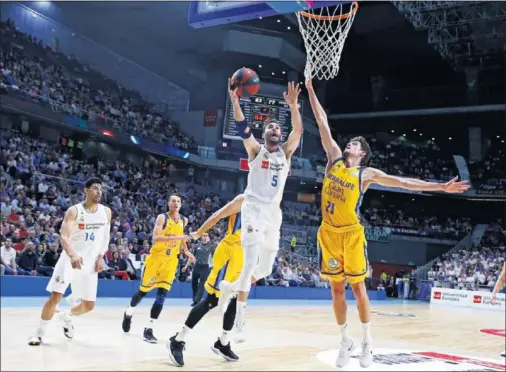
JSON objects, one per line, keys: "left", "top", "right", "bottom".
{"left": 230, "top": 67, "right": 260, "bottom": 97}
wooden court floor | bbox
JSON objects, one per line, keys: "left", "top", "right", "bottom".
{"left": 1, "top": 298, "right": 505, "bottom": 371}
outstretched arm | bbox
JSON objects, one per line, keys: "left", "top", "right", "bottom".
{"left": 364, "top": 169, "right": 470, "bottom": 193}
{"left": 229, "top": 78, "right": 261, "bottom": 161}
{"left": 191, "top": 194, "right": 245, "bottom": 239}
{"left": 282, "top": 82, "right": 303, "bottom": 159}
{"left": 305, "top": 78, "right": 342, "bottom": 164}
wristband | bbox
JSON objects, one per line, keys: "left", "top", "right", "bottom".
{"left": 235, "top": 119, "right": 252, "bottom": 139}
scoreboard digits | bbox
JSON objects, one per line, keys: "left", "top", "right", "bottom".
{"left": 223, "top": 93, "right": 302, "bottom": 142}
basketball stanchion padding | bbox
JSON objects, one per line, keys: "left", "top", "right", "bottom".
{"left": 296, "top": 2, "right": 358, "bottom": 80}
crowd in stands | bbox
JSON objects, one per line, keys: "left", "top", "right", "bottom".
{"left": 469, "top": 140, "right": 505, "bottom": 188}
{"left": 427, "top": 222, "right": 506, "bottom": 292}
{"left": 0, "top": 19, "right": 197, "bottom": 152}
{"left": 361, "top": 208, "right": 473, "bottom": 240}
{"left": 266, "top": 251, "right": 328, "bottom": 288}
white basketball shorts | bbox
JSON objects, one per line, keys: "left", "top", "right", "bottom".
{"left": 46, "top": 253, "right": 99, "bottom": 302}
{"left": 241, "top": 197, "right": 282, "bottom": 253}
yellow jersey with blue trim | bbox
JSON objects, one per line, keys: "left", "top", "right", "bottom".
{"left": 222, "top": 212, "right": 241, "bottom": 245}
{"left": 149, "top": 213, "right": 185, "bottom": 258}
{"left": 321, "top": 157, "right": 364, "bottom": 228}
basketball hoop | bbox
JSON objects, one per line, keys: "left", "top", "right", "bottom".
{"left": 296, "top": 2, "right": 358, "bottom": 80}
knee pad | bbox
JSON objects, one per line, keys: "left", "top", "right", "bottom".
{"left": 205, "top": 293, "right": 218, "bottom": 309}
{"left": 155, "top": 288, "right": 168, "bottom": 305}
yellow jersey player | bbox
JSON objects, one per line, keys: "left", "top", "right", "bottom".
{"left": 122, "top": 194, "right": 194, "bottom": 343}
{"left": 168, "top": 194, "right": 245, "bottom": 367}
{"left": 306, "top": 77, "right": 470, "bottom": 368}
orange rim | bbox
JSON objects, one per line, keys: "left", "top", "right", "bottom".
{"left": 298, "top": 1, "right": 358, "bottom": 21}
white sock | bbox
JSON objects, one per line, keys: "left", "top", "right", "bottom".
{"left": 362, "top": 321, "right": 372, "bottom": 344}
{"left": 176, "top": 325, "right": 191, "bottom": 342}
{"left": 147, "top": 318, "right": 156, "bottom": 329}
{"left": 236, "top": 301, "right": 246, "bottom": 329}
{"left": 38, "top": 319, "right": 50, "bottom": 335}
{"left": 339, "top": 323, "right": 350, "bottom": 343}
{"left": 125, "top": 306, "right": 135, "bottom": 316}
{"left": 220, "top": 330, "right": 231, "bottom": 345}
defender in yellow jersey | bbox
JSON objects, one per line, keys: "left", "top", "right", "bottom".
{"left": 168, "top": 194, "right": 245, "bottom": 366}
{"left": 141, "top": 211, "right": 187, "bottom": 292}
{"left": 204, "top": 211, "right": 243, "bottom": 298}
{"left": 318, "top": 156, "right": 368, "bottom": 284}
{"left": 307, "top": 78, "right": 470, "bottom": 368}
{"left": 122, "top": 194, "right": 194, "bottom": 344}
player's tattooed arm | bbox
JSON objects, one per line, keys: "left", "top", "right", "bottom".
{"left": 305, "top": 78, "right": 342, "bottom": 165}
{"left": 228, "top": 77, "right": 261, "bottom": 160}
{"left": 60, "top": 206, "right": 83, "bottom": 269}
{"left": 192, "top": 194, "right": 245, "bottom": 239}
{"left": 282, "top": 82, "right": 303, "bottom": 160}
{"left": 363, "top": 168, "right": 470, "bottom": 193}
{"left": 152, "top": 214, "right": 191, "bottom": 244}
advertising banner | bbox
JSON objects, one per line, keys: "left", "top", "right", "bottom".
{"left": 430, "top": 288, "right": 505, "bottom": 311}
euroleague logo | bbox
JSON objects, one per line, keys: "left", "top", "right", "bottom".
{"left": 316, "top": 348, "right": 506, "bottom": 371}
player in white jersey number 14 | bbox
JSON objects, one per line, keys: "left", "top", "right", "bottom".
{"left": 28, "top": 178, "right": 112, "bottom": 346}
{"left": 218, "top": 79, "right": 304, "bottom": 329}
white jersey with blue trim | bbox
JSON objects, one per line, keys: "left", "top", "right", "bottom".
{"left": 244, "top": 145, "right": 289, "bottom": 205}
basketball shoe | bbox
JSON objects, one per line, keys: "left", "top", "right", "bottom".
{"left": 28, "top": 329, "right": 43, "bottom": 346}
{"left": 143, "top": 328, "right": 157, "bottom": 343}
{"left": 359, "top": 341, "right": 373, "bottom": 368}
{"left": 122, "top": 312, "right": 132, "bottom": 333}
{"left": 167, "top": 334, "right": 185, "bottom": 367}
{"left": 58, "top": 310, "right": 75, "bottom": 339}
{"left": 336, "top": 339, "right": 354, "bottom": 368}
{"left": 500, "top": 350, "right": 505, "bottom": 358}
{"left": 211, "top": 338, "right": 239, "bottom": 362}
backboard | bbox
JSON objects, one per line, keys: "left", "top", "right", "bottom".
{"left": 188, "top": 1, "right": 344, "bottom": 28}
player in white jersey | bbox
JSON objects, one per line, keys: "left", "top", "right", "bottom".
{"left": 218, "top": 80, "right": 303, "bottom": 326}
{"left": 28, "top": 178, "right": 112, "bottom": 345}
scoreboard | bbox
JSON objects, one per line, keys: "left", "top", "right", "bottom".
{"left": 223, "top": 93, "right": 303, "bottom": 141}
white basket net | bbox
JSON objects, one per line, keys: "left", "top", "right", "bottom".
{"left": 296, "top": 2, "right": 358, "bottom": 80}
